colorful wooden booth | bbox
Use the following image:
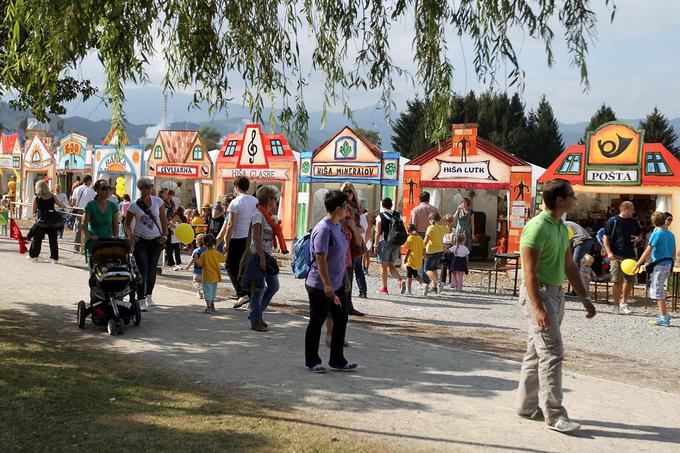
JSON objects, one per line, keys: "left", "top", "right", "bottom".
{"left": 1, "top": 133, "right": 21, "bottom": 198}
{"left": 402, "top": 124, "right": 532, "bottom": 256}
{"left": 56, "top": 133, "right": 88, "bottom": 196}
{"left": 297, "top": 126, "right": 400, "bottom": 236}
{"left": 538, "top": 121, "right": 680, "bottom": 240}
{"left": 215, "top": 124, "right": 298, "bottom": 243}
{"left": 21, "top": 134, "right": 56, "bottom": 211}
{"left": 146, "top": 130, "right": 213, "bottom": 208}
{"left": 93, "top": 145, "right": 144, "bottom": 200}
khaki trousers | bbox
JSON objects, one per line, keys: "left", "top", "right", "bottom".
{"left": 516, "top": 282, "right": 568, "bottom": 424}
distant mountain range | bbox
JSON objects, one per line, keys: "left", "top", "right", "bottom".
{"left": 2, "top": 88, "right": 679, "bottom": 152}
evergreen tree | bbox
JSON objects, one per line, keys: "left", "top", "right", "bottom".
{"left": 582, "top": 103, "right": 616, "bottom": 142}
{"left": 525, "top": 95, "right": 565, "bottom": 167}
{"left": 640, "top": 107, "right": 679, "bottom": 156}
{"left": 355, "top": 127, "right": 382, "bottom": 148}
{"left": 391, "top": 99, "right": 433, "bottom": 159}
{"left": 199, "top": 125, "right": 222, "bottom": 150}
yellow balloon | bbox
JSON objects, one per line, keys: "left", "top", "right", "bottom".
{"left": 621, "top": 258, "right": 637, "bottom": 276}
{"left": 116, "top": 177, "right": 125, "bottom": 184}
{"left": 567, "top": 227, "right": 574, "bottom": 240}
{"left": 175, "top": 223, "right": 195, "bottom": 245}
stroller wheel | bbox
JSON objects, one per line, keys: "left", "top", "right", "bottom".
{"left": 107, "top": 319, "right": 116, "bottom": 335}
{"left": 131, "top": 299, "right": 142, "bottom": 327}
{"left": 77, "top": 301, "right": 87, "bottom": 329}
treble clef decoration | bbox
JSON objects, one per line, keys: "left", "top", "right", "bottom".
{"left": 247, "top": 130, "right": 258, "bottom": 164}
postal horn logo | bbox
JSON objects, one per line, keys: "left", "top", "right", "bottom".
{"left": 598, "top": 134, "right": 633, "bottom": 158}
{"left": 587, "top": 123, "right": 641, "bottom": 166}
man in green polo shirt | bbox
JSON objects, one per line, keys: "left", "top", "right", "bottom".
{"left": 516, "top": 178, "right": 596, "bottom": 434}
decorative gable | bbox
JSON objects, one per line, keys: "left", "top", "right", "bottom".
{"left": 23, "top": 136, "right": 54, "bottom": 170}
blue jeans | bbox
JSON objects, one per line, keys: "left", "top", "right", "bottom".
{"left": 249, "top": 272, "right": 280, "bottom": 326}
{"left": 352, "top": 256, "right": 367, "bottom": 295}
{"left": 573, "top": 239, "right": 592, "bottom": 267}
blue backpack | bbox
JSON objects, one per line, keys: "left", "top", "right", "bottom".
{"left": 291, "top": 232, "right": 313, "bottom": 279}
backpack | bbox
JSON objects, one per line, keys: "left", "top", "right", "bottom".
{"left": 382, "top": 211, "right": 408, "bottom": 246}
{"left": 596, "top": 217, "right": 617, "bottom": 246}
{"left": 291, "top": 231, "right": 312, "bottom": 279}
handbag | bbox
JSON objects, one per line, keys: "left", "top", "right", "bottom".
{"left": 36, "top": 209, "right": 65, "bottom": 229}
{"left": 135, "top": 199, "right": 163, "bottom": 242}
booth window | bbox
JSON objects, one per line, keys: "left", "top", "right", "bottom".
{"left": 645, "top": 152, "right": 671, "bottom": 175}
{"left": 224, "top": 140, "right": 237, "bottom": 156}
{"left": 192, "top": 146, "right": 203, "bottom": 160}
{"left": 270, "top": 139, "right": 284, "bottom": 156}
{"left": 556, "top": 154, "right": 581, "bottom": 174}
{"left": 154, "top": 145, "right": 162, "bottom": 159}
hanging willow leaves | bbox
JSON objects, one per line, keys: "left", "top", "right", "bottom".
{"left": 0, "top": 0, "right": 615, "bottom": 146}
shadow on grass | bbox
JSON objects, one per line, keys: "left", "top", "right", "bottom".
{"left": 0, "top": 313, "right": 364, "bottom": 453}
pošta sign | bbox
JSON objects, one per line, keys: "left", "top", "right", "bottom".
{"left": 220, "top": 168, "right": 289, "bottom": 180}
{"left": 586, "top": 170, "right": 638, "bottom": 183}
{"left": 434, "top": 160, "right": 495, "bottom": 180}
{"left": 312, "top": 164, "right": 379, "bottom": 178}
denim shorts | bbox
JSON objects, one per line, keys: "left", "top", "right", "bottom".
{"left": 378, "top": 241, "right": 401, "bottom": 263}
{"left": 649, "top": 264, "right": 671, "bottom": 300}
{"left": 424, "top": 252, "right": 444, "bottom": 271}
{"left": 203, "top": 282, "right": 218, "bottom": 302}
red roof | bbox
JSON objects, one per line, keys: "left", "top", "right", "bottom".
{"left": 538, "top": 143, "right": 680, "bottom": 186}
{"left": 311, "top": 126, "right": 382, "bottom": 159}
{"left": 1, "top": 133, "right": 19, "bottom": 155}
{"left": 216, "top": 125, "right": 295, "bottom": 163}
{"left": 408, "top": 136, "right": 529, "bottom": 167}
{"left": 157, "top": 130, "right": 201, "bottom": 163}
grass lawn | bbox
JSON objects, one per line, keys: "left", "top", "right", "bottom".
{"left": 0, "top": 312, "right": 377, "bottom": 452}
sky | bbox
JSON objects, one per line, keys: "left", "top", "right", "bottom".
{"left": 64, "top": 0, "right": 680, "bottom": 123}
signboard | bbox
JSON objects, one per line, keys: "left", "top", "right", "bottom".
{"left": 312, "top": 164, "right": 380, "bottom": 178}
{"left": 94, "top": 146, "right": 144, "bottom": 199}
{"left": 0, "top": 156, "right": 12, "bottom": 168}
{"left": 434, "top": 160, "right": 495, "bottom": 181}
{"left": 220, "top": 168, "right": 289, "bottom": 180}
{"left": 584, "top": 122, "right": 643, "bottom": 186}
{"left": 57, "top": 134, "right": 88, "bottom": 171}
{"left": 586, "top": 169, "right": 638, "bottom": 183}
{"left": 154, "top": 164, "right": 199, "bottom": 177}
{"left": 23, "top": 137, "right": 53, "bottom": 171}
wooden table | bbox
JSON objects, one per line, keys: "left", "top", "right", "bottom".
{"left": 669, "top": 267, "right": 680, "bottom": 312}
{"left": 494, "top": 252, "right": 521, "bottom": 296}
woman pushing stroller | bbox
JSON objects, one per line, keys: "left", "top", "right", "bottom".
{"left": 81, "top": 179, "right": 121, "bottom": 258}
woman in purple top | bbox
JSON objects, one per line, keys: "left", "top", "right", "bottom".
{"left": 304, "top": 190, "right": 358, "bottom": 373}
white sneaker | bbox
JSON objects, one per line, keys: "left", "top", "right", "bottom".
{"left": 172, "top": 265, "right": 182, "bottom": 271}
{"left": 139, "top": 298, "right": 148, "bottom": 312}
{"left": 422, "top": 285, "right": 429, "bottom": 297}
{"left": 49, "top": 259, "right": 58, "bottom": 264}
{"left": 547, "top": 416, "right": 581, "bottom": 433}
{"left": 619, "top": 302, "right": 632, "bottom": 315}
{"left": 146, "top": 295, "right": 155, "bottom": 307}
{"left": 233, "top": 295, "right": 249, "bottom": 308}
{"left": 437, "top": 282, "right": 444, "bottom": 294}
{"left": 26, "top": 255, "right": 38, "bottom": 262}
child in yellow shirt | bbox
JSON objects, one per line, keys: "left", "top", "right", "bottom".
{"left": 404, "top": 224, "right": 425, "bottom": 295}
{"left": 424, "top": 212, "right": 451, "bottom": 295}
{"left": 195, "top": 233, "right": 226, "bottom": 313}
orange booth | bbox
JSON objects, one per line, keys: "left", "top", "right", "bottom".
{"left": 214, "top": 124, "right": 298, "bottom": 244}
{"left": 537, "top": 121, "right": 680, "bottom": 240}
{"left": 402, "top": 124, "right": 533, "bottom": 257}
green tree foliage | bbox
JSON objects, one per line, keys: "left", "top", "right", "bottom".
{"left": 199, "top": 125, "right": 221, "bottom": 150}
{"left": 0, "top": 0, "right": 613, "bottom": 146}
{"left": 355, "top": 127, "right": 381, "bottom": 148}
{"left": 582, "top": 103, "right": 617, "bottom": 142}
{"left": 640, "top": 107, "right": 679, "bottom": 156}
{"left": 525, "top": 96, "right": 565, "bottom": 168}
{"left": 391, "top": 99, "right": 433, "bottom": 160}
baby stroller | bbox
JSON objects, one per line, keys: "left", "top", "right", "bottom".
{"left": 77, "top": 239, "right": 142, "bottom": 335}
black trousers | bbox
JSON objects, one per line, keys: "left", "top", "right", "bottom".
{"left": 166, "top": 242, "right": 181, "bottom": 266}
{"left": 134, "top": 238, "right": 163, "bottom": 299}
{"left": 29, "top": 226, "right": 58, "bottom": 261}
{"left": 304, "top": 284, "right": 348, "bottom": 368}
{"left": 226, "top": 237, "right": 248, "bottom": 296}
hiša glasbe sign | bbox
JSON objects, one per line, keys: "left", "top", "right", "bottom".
{"left": 584, "top": 122, "right": 643, "bottom": 186}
